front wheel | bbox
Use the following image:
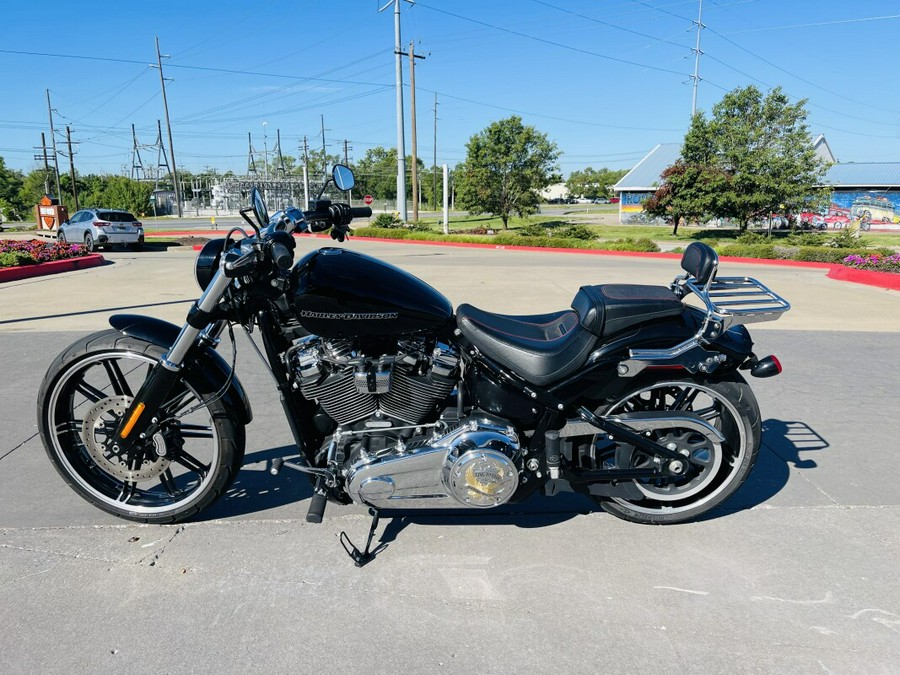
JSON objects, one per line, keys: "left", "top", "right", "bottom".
{"left": 37, "top": 330, "right": 244, "bottom": 523}
{"left": 587, "top": 374, "right": 761, "bottom": 524}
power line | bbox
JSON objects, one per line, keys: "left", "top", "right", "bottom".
{"left": 413, "top": 1, "right": 689, "bottom": 77}
{"left": 726, "top": 13, "right": 900, "bottom": 34}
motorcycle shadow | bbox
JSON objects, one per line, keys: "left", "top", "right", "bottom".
{"left": 711, "top": 418, "right": 828, "bottom": 517}
{"left": 201, "top": 445, "right": 317, "bottom": 520}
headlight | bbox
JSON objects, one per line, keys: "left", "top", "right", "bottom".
{"left": 194, "top": 238, "right": 226, "bottom": 290}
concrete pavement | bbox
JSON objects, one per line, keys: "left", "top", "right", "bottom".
{"left": 1, "top": 239, "right": 898, "bottom": 674}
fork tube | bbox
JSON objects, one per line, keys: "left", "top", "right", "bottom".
{"left": 164, "top": 269, "right": 231, "bottom": 369}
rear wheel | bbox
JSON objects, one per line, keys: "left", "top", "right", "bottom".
{"left": 586, "top": 374, "right": 761, "bottom": 524}
{"left": 37, "top": 330, "right": 244, "bottom": 523}
{"left": 84, "top": 232, "right": 95, "bottom": 253}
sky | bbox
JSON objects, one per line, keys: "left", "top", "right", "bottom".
{"left": 2, "top": 0, "right": 899, "bottom": 179}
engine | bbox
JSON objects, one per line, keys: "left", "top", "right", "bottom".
{"left": 288, "top": 337, "right": 523, "bottom": 510}
{"left": 288, "top": 336, "right": 459, "bottom": 426}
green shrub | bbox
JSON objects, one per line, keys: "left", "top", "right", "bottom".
{"left": 518, "top": 222, "right": 550, "bottom": 237}
{"left": 0, "top": 251, "right": 35, "bottom": 267}
{"left": 717, "top": 244, "right": 779, "bottom": 259}
{"left": 736, "top": 231, "right": 770, "bottom": 245}
{"left": 553, "top": 224, "right": 595, "bottom": 240}
{"left": 793, "top": 246, "right": 892, "bottom": 263}
{"left": 352, "top": 227, "right": 411, "bottom": 240}
{"left": 371, "top": 212, "right": 402, "bottom": 229}
{"left": 406, "top": 222, "right": 433, "bottom": 232}
{"left": 600, "top": 238, "right": 660, "bottom": 252}
{"left": 785, "top": 232, "right": 827, "bottom": 246}
{"left": 825, "top": 229, "right": 868, "bottom": 249}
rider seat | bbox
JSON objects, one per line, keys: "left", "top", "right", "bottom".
{"left": 455, "top": 284, "right": 683, "bottom": 386}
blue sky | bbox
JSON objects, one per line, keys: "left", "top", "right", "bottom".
{"left": 1, "top": 0, "right": 899, "bottom": 177}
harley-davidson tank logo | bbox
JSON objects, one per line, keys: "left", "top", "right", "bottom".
{"left": 299, "top": 310, "right": 399, "bottom": 321}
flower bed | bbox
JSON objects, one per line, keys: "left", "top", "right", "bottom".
{"left": 842, "top": 253, "right": 900, "bottom": 274}
{"left": 0, "top": 239, "right": 89, "bottom": 268}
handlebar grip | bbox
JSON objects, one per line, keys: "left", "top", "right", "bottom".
{"left": 270, "top": 241, "right": 293, "bottom": 271}
{"left": 350, "top": 207, "right": 372, "bottom": 218}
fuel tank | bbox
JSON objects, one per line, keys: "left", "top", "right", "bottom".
{"left": 290, "top": 247, "right": 453, "bottom": 338}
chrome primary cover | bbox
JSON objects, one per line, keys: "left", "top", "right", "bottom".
{"left": 345, "top": 420, "right": 520, "bottom": 509}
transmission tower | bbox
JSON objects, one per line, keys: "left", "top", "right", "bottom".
{"left": 153, "top": 120, "right": 172, "bottom": 189}
{"left": 130, "top": 124, "right": 146, "bottom": 180}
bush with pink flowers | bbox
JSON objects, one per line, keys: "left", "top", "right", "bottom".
{"left": 842, "top": 252, "right": 900, "bottom": 274}
{"left": 0, "top": 239, "right": 89, "bottom": 268}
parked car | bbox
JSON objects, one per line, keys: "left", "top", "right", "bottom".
{"left": 57, "top": 208, "right": 144, "bottom": 252}
{"left": 609, "top": 197, "right": 620, "bottom": 204}
{"left": 574, "top": 196, "right": 592, "bottom": 204}
{"left": 593, "top": 197, "right": 610, "bottom": 204}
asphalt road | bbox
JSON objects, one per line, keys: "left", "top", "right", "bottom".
{"left": 1, "top": 240, "right": 899, "bottom": 674}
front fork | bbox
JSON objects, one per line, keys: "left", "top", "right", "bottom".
{"left": 109, "top": 269, "right": 232, "bottom": 454}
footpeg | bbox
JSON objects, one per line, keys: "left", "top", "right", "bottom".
{"left": 306, "top": 478, "right": 327, "bottom": 523}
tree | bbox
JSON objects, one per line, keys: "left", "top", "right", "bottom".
{"left": 643, "top": 161, "right": 728, "bottom": 234}
{"left": 566, "top": 167, "right": 627, "bottom": 200}
{"left": 661, "top": 86, "right": 827, "bottom": 231}
{"left": 455, "top": 116, "right": 560, "bottom": 228}
{"left": 356, "top": 146, "right": 400, "bottom": 201}
{"left": 0, "top": 157, "right": 25, "bottom": 219}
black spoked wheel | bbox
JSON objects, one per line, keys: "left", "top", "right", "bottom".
{"left": 37, "top": 330, "right": 244, "bottom": 523}
{"left": 588, "top": 374, "right": 761, "bottom": 524}
{"left": 84, "top": 233, "right": 95, "bottom": 253}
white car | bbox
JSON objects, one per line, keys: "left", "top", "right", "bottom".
{"left": 57, "top": 208, "right": 144, "bottom": 252}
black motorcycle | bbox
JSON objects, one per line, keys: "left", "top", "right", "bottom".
{"left": 37, "top": 165, "right": 789, "bottom": 561}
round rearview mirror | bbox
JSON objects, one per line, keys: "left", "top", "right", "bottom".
{"left": 332, "top": 164, "right": 355, "bottom": 191}
{"left": 250, "top": 187, "right": 269, "bottom": 226}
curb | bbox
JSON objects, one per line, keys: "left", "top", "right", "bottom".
{"left": 825, "top": 265, "right": 900, "bottom": 291}
{"left": 150, "top": 231, "right": 899, "bottom": 291}
{"left": 0, "top": 253, "right": 106, "bottom": 283}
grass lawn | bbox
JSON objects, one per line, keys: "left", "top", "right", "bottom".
{"left": 404, "top": 214, "right": 900, "bottom": 248}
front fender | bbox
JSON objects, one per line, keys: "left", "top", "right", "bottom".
{"left": 109, "top": 314, "right": 252, "bottom": 425}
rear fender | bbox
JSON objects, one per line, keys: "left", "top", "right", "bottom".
{"left": 550, "top": 309, "right": 754, "bottom": 404}
{"left": 109, "top": 314, "right": 252, "bottom": 425}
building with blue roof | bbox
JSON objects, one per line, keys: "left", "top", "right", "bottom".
{"left": 612, "top": 136, "right": 900, "bottom": 229}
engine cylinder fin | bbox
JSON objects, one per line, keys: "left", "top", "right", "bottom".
{"left": 380, "top": 370, "right": 454, "bottom": 424}
{"left": 300, "top": 370, "right": 377, "bottom": 425}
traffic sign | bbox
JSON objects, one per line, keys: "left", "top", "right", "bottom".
{"left": 364, "top": 195, "right": 373, "bottom": 205}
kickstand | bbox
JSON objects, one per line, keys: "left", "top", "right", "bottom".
{"left": 340, "top": 508, "right": 385, "bottom": 567}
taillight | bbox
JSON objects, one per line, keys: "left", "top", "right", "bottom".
{"left": 750, "top": 355, "right": 782, "bottom": 378}
{"left": 94, "top": 221, "right": 109, "bottom": 229}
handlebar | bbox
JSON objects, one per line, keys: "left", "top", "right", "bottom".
{"left": 350, "top": 207, "right": 372, "bottom": 219}
{"left": 269, "top": 241, "right": 293, "bottom": 271}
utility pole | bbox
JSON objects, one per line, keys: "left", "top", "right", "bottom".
{"left": 379, "top": 0, "right": 408, "bottom": 222}
{"left": 690, "top": 0, "right": 704, "bottom": 116}
{"left": 65, "top": 126, "right": 79, "bottom": 211}
{"left": 407, "top": 41, "right": 426, "bottom": 222}
{"left": 343, "top": 139, "right": 352, "bottom": 205}
{"left": 45, "top": 89, "right": 62, "bottom": 199}
{"left": 302, "top": 136, "right": 310, "bottom": 207}
{"left": 33, "top": 133, "right": 52, "bottom": 194}
{"left": 433, "top": 93, "right": 438, "bottom": 212}
{"left": 320, "top": 114, "right": 328, "bottom": 182}
{"left": 154, "top": 37, "right": 182, "bottom": 217}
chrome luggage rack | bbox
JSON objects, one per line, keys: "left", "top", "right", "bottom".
{"left": 682, "top": 275, "right": 791, "bottom": 330}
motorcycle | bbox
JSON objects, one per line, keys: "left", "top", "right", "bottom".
{"left": 37, "top": 165, "right": 789, "bottom": 564}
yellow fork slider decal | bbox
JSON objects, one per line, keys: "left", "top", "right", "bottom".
{"left": 120, "top": 402, "right": 146, "bottom": 439}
